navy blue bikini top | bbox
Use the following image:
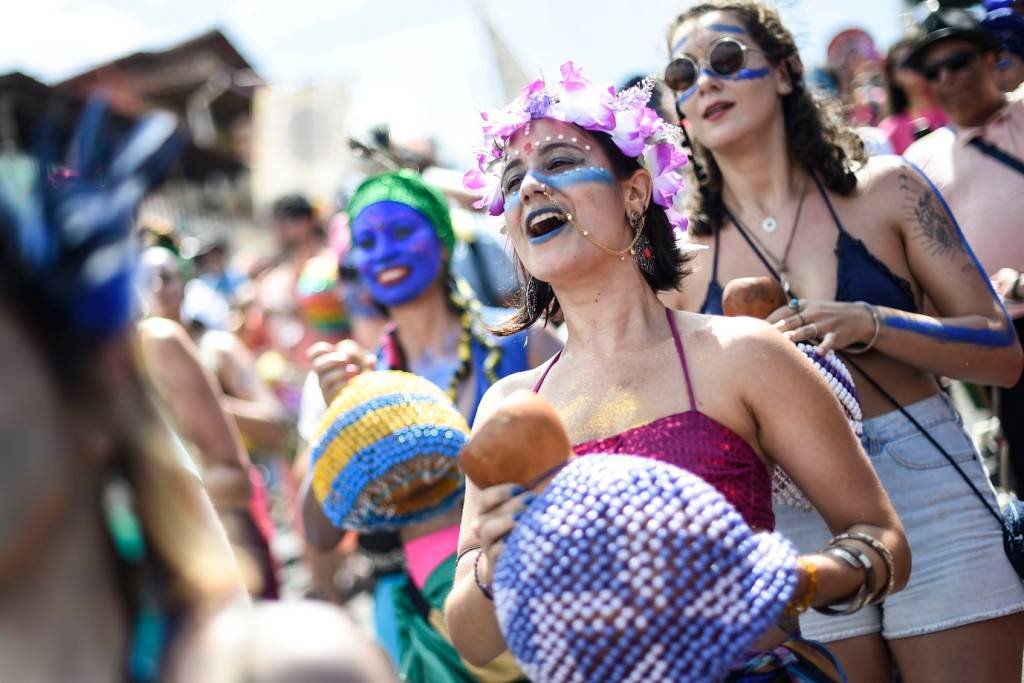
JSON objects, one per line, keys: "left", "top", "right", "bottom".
{"left": 700, "top": 177, "right": 916, "bottom": 315}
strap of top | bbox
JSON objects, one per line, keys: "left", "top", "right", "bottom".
{"left": 665, "top": 308, "right": 697, "bottom": 409}
{"left": 532, "top": 349, "right": 562, "bottom": 392}
{"left": 811, "top": 175, "right": 846, "bottom": 235}
{"left": 711, "top": 225, "right": 722, "bottom": 279}
{"left": 723, "top": 206, "right": 783, "bottom": 283}
{"left": 533, "top": 311, "right": 696, "bottom": 409}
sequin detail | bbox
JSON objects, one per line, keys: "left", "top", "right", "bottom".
{"left": 535, "top": 309, "right": 775, "bottom": 531}
{"left": 573, "top": 412, "right": 775, "bottom": 531}
{"left": 494, "top": 454, "right": 798, "bottom": 683}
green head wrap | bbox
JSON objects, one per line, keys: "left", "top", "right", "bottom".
{"left": 346, "top": 170, "right": 456, "bottom": 256}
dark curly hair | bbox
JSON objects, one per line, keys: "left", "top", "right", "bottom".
{"left": 667, "top": 0, "right": 866, "bottom": 237}
{"left": 491, "top": 129, "right": 692, "bottom": 336}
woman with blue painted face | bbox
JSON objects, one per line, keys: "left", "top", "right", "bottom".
{"left": 662, "top": 2, "right": 1024, "bottom": 681}
{"left": 299, "top": 170, "right": 559, "bottom": 683}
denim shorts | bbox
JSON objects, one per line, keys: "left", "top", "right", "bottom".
{"left": 775, "top": 393, "right": 1024, "bottom": 641}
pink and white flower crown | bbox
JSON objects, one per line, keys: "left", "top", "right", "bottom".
{"left": 464, "top": 62, "right": 689, "bottom": 232}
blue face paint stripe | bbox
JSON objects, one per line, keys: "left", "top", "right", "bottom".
{"left": 534, "top": 167, "right": 614, "bottom": 190}
{"left": 670, "top": 36, "right": 687, "bottom": 57}
{"left": 878, "top": 161, "right": 1016, "bottom": 348}
{"left": 734, "top": 67, "right": 770, "bottom": 81}
{"left": 503, "top": 166, "right": 614, "bottom": 213}
{"left": 708, "top": 23, "right": 746, "bottom": 34}
{"left": 674, "top": 66, "right": 769, "bottom": 105}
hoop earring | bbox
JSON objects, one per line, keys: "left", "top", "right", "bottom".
{"left": 630, "top": 211, "right": 655, "bottom": 274}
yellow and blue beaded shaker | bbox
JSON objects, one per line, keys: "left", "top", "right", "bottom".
{"left": 310, "top": 370, "right": 469, "bottom": 531}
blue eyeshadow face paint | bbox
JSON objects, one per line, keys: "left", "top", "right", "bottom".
{"left": 503, "top": 166, "right": 614, "bottom": 214}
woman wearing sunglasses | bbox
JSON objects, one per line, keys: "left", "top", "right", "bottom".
{"left": 662, "top": 2, "right": 1024, "bottom": 682}
{"left": 447, "top": 62, "right": 910, "bottom": 681}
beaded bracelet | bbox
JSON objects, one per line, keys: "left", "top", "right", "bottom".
{"left": 784, "top": 557, "right": 819, "bottom": 618}
{"left": 831, "top": 532, "right": 895, "bottom": 604}
{"left": 455, "top": 544, "right": 482, "bottom": 571}
{"left": 845, "top": 301, "right": 880, "bottom": 354}
{"left": 814, "top": 544, "right": 876, "bottom": 616}
{"left": 473, "top": 549, "right": 494, "bottom": 601}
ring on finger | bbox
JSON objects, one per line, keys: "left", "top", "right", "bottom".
{"left": 795, "top": 312, "right": 807, "bottom": 327}
{"left": 788, "top": 297, "right": 801, "bottom": 311}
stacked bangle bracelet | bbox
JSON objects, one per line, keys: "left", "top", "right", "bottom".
{"left": 815, "top": 544, "right": 876, "bottom": 615}
{"left": 814, "top": 532, "right": 895, "bottom": 616}
{"left": 845, "top": 301, "right": 880, "bottom": 354}
{"left": 833, "top": 532, "right": 896, "bottom": 604}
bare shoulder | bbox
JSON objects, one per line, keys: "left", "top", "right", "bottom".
{"left": 854, "top": 154, "right": 917, "bottom": 197}
{"left": 474, "top": 368, "right": 542, "bottom": 430}
{"left": 679, "top": 311, "right": 800, "bottom": 372}
{"left": 138, "top": 316, "right": 190, "bottom": 345}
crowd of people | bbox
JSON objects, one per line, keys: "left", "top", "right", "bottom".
{"left": 3, "top": 0, "right": 1024, "bottom": 681}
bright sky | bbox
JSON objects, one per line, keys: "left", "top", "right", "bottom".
{"left": 1, "top": 0, "right": 908, "bottom": 163}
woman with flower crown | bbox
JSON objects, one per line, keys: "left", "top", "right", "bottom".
{"left": 444, "top": 63, "right": 910, "bottom": 680}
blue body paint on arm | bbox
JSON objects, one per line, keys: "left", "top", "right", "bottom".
{"left": 879, "top": 161, "right": 1016, "bottom": 347}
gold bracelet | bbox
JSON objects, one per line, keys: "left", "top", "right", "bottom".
{"left": 784, "top": 557, "right": 819, "bottom": 618}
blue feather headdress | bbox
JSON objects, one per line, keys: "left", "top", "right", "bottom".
{"left": 0, "top": 98, "right": 183, "bottom": 339}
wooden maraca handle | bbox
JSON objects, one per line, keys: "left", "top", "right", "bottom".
{"left": 459, "top": 389, "right": 572, "bottom": 490}
{"left": 721, "top": 276, "right": 787, "bottom": 320}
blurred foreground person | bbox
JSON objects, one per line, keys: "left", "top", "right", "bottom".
{"left": 0, "top": 101, "right": 394, "bottom": 682}
{"left": 905, "top": 8, "right": 1024, "bottom": 498}
{"left": 138, "top": 246, "right": 282, "bottom": 598}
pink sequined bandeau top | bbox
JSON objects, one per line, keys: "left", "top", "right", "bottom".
{"left": 534, "top": 309, "right": 774, "bottom": 530}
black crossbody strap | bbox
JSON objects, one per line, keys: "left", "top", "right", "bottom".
{"left": 968, "top": 137, "right": 1024, "bottom": 176}
{"left": 722, "top": 206, "right": 783, "bottom": 280}
{"left": 839, "top": 353, "right": 1006, "bottom": 532}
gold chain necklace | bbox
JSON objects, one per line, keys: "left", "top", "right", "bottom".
{"left": 540, "top": 187, "right": 645, "bottom": 261}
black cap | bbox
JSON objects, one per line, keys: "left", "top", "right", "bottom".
{"left": 271, "top": 193, "right": 315, "bottom": 219}
{"left": 904, "top": 6, "right": 1002, "bottom": 70}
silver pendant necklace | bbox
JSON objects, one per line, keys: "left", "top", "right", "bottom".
{"left": 761, "top": 216, "right": 779, "bottom": 233}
